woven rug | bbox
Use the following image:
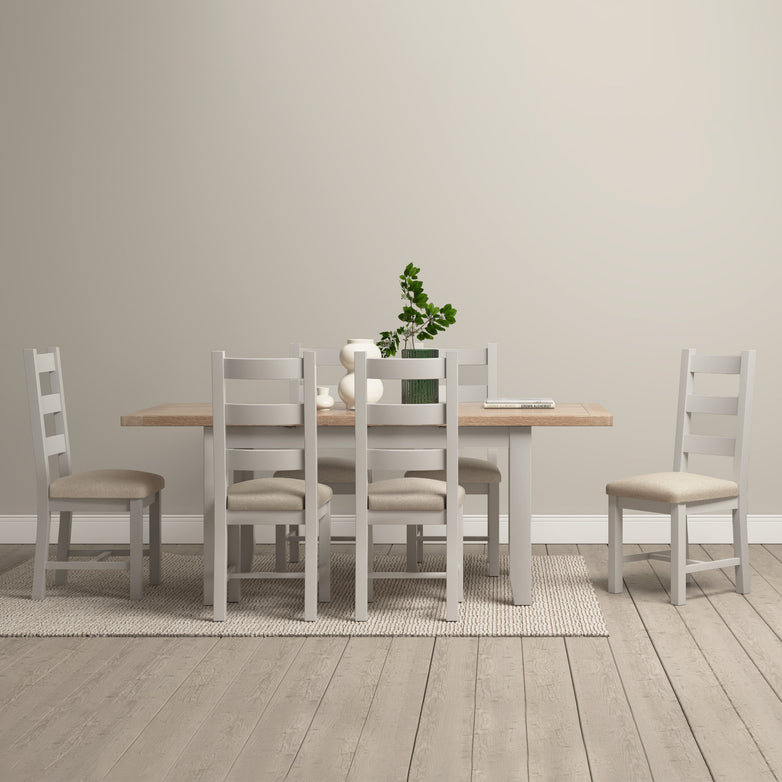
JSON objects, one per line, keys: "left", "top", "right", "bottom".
{"left": 0, "top": 552, "right": 607, "bottom": 637}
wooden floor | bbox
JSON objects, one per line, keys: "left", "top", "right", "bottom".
{"left": 1, "top": 542, "right": 782, "bottom": 781}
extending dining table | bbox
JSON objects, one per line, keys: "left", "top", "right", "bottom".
{"left": 121, "top": 401, "right": 612, "bottom": 606}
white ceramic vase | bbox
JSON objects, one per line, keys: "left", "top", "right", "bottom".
{"left": 337, "top": 338, "right": 383, "bottom": 409}
{"left": 315, "top": 385, "right": 335, "bottom": 410}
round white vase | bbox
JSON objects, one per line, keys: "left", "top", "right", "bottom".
{"left": 315, "top": 385, "right": 335, "bottom": 410}
{"left": 337, "top": 338, "right": 383, "bottom": 409}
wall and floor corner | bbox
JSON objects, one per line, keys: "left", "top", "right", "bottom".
{"left": 1, "top": 3, "right": 780, "bottom": 543}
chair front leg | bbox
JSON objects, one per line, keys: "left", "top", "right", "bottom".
{"left": 318, "top": 507, "right": 331, "bottom": 603}
{"left": 32, "top": 504, "right": 51, "bottom": 600}
{"left": 129, "top": 499, "right": 144, "bottom": 600}
{"left": 488, "top": 482, "right": 500, "bottom": 577}
{"left": 227, "top": 526, "right": 242, "bottom": 603}
{"left": 670, "top": 505, "right": 686, "bottom": 605}
{"left": 733, "top": 502, "right": 750, "bottom": 594}
{"left": 607, "top": 495, "right": 623, "bottom": 594}
{"left": 406, "top": 525, "right": 418, "bottom": 572}
{"left": 149, "top": 492, "right": 162, "bottom": 586}
{"left": 54, "top": 510, "right": 72, "bottom": 586}
{"left": 289, "top": 524, "right": 300, "bottom": 563}
{"left": 367, "top": 525, "right": 374, "bottom": 603}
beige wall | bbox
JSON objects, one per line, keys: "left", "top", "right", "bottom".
{"left": 1, "top": 2, "right": 780, "bottom": 518}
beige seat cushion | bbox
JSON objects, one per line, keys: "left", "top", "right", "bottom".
{"left": 274, "top": 456, "right": 356, "bottom": 485}
{"left": 606, "top": 472, "right": 739, "bottom": 504}
{"left": 406, "top": 456, "right": 501, "bottom": 485}
{"left": 49, "top": 469, "right": 164, "bottom": 500}
{"left": 367, "top": 477, "right": 465, "bottom": 512}
{"left": 227, "top": 477, "right": 332, "bottom": 511}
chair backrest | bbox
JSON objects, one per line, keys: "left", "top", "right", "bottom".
{"left": 354, "top": 351, "right": 459, "bottom": 506}
{"left": 288, "top": 343, "right": 342, "bottom": 402}
{"left": 439, "top": 343, "right": 497, "bottom": 402}
{"left": 24, "top": 347, "right": 73, "bottom": 498}
{"left": 673, "top": 348, "right": 756, "bottom": 491}
{"left": 211, "top": 351, "right": 318, "bottom": 505}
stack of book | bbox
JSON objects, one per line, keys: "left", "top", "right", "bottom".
{"left": 483, "top": 398, "right": 556, "bottom": 409}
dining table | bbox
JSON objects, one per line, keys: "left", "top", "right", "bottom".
{"left": 121, "top": 401, "right": 612, "bottom": 606}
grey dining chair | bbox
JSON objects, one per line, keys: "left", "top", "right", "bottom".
{"left": 25, "top": 347, "right": 164, "bottom": 601}
{"left": 607, "top": 348, "right": 755, "bottom": 605}
{"left": 211, "top": 350, "right": 332, "bottom": 622}
{"left": 354, "top": 350, "right": 464, "bottom": 622}
{"left": 405, "top": 343, "right": 501, "bottom": 576}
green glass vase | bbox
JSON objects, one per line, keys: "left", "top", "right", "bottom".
{"left": 401, "top": 348, "right": 439, "bottom": 404}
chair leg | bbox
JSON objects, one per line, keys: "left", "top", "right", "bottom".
{"left": 149, "top": 492, "right": 162, "bottom": 586}
{"left": 318, "top": 508, "right": 331, "bottom": 603}
{"left": 129, "top": 499, "right": 144, "bottom": 601}
{"left": 446, "top": 509, "right": 459, "bottom": 622}
{"left": 458, "top": 509, "right": 464, "bottom": 603}
{"left": 488, "top": 482, "right": 500, "bottom": 577}
{"left": 289, "top": 524, "right": 300, "bottom": 563}
{"left": 367, "top": 525, "right": 374, "bottom": 603}
{"left": 733, "top": 503, "right": 750, "bottom": 594}
{"left": 54, "top": 510, "right": 72, "bottom": 586}
{"left": 32, "top": 507, "right": 51, "bottom": 600}
{"left": 275, "top": 525, "right": 287, "bottom": 572}
{"left": 304, "top": 511, "right": 317, "bottom": 622}
{"left": 227, "top": 526, "right": 241, "bottom": 603}
{"left": 355, "top": 511, "right": 369, "bottom": 622}
{"left": 607, "top": 495, "right": 623, "bottom": 593}
{"left": 416, "top": 524, "right": 424, "bottom": 565}
{"left": 670, "top": 505, "right": 686, "bottom": 605}
{"left": 406, "top": 525, "right": 418, "bottom": 572}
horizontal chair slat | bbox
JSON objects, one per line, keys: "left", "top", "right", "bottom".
{"left": 685, "top": 395, "right": 739, "bottom": 415}
{"left": 365, "top": 357, "right": 445, "bottom": 380}
{"left": 224, "top": 357, "right": 302, "bottom": 380}
{"left": 227, "top": 448, "right": 304, "bottom": 472}
{"left": 451, "top": 347, "right": 488, "bottom": 365}
{"left": 368, "top": 449, "right": 446, "bottom": 471}
{"left": 682, "top": 434, "right": 736, "bottom": 457}
{"left": 368, "top": 404, "right": 445, "bottom": 426}
{"left": 35, "top": 352, "right": 56, "bottom": 373}
{"left": 45, "top": 434, "right": 67, "bottom": 456}
{"left": 225, "top": 403, "right": 302, "bottom": 426}
{"left": 40, "top": 394, "right": 63, "bottom": 415}
{"left": 690, "top": 355, "right": 741, "bottom": 374}
{"left": 45, "top": 560, "right": 129, "bottom": 571}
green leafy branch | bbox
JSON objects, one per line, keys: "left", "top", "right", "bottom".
{"left": 377, "top": 263, "right": 457, "bottom": 357}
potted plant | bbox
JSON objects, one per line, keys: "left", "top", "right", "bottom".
{"left": 378, "top": 263, "right": 457, "bottom": 402}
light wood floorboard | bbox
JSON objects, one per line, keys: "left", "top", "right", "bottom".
{"left": 1, "top": 543, "right": 782, "bottom": 781}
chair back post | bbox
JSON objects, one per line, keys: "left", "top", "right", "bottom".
{"left": 302, "top": 350, "right": 318, "bottom": 521}
{"left": 355, "top": 350, "right": 370, "bottom": 515}
{"left": 444, "top": 350, "right": 459, "bottom": 521}
{"left": 48, "top": 347, "right": 73, "bottom": 482}
{"left": 734, "top": 350, "right": 756, "bottom": 492}
{"left": 673, "top": 348, "right": 696, "bottom": 473}
{"left": 211, "top": 351, "right": 229, "bottom": 505}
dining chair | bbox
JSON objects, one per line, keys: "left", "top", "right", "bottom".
{"left": 354, "top": 350, "right": 464, "bottom": 622}
{"left": 607, "top": 348, "right": 756, "bottom": 605}
{"left": 211, "top": 350, "right": 331, "bottom": 622}
{"left": 24, "top": 347, "right": 164, "bottom": 601}
{"left": 405, "top": 343, "right": 501, "bottom": 576}
{"left": 275, "top": 344, "right": 363, "bottom": 567}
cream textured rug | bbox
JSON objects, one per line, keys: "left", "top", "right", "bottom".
{"left": 0, "top": 552, "right": 607, "bottom": 637}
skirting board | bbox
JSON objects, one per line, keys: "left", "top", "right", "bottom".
{"left": 1, "top": 514, "right": 781, "bottom": 545}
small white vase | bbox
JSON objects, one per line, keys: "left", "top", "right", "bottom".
{"left": 315, "top": 385, "right": 335, "bottom": 410}
{"left": 338, "top": 338, "right": 383, "bottom": 409}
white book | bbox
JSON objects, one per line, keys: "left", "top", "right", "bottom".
{"left": 483, "top": 398, "right": 556, "bottom": 409}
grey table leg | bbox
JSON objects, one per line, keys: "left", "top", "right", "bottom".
{"left": 203, "top": 426, "right": 214, "bottom": 605}
{"left": 509, "top": 427, "right": 532, "bottom": 605}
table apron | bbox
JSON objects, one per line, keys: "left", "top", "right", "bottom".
{"left": 226, "top": 426, "right": 512, "bottom": 449}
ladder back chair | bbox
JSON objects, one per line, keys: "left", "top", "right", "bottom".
{"left": 25, "top": 347, "right": 163, "bottom": 601}
{"left": 607, "top": 348, "right": 756, "bottom": 605}
{"left": 405, "top": 343, "right": 501, "bottom": 576}
{"left": 275, "top": 344, "right": 360, "bottom": 566}
{"left": 212, "top": 350, "right": 331, "bottom": 622}
{"left": 354, "top": 350, "right": 464, "bottom": 622}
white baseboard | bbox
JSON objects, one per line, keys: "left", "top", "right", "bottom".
{"left": 1, "top": 514, "right": 781, "bottom": 544}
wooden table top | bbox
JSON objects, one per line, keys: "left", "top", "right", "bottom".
{"left": 121, "top": 402, "right": 612, "bottom": 428}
